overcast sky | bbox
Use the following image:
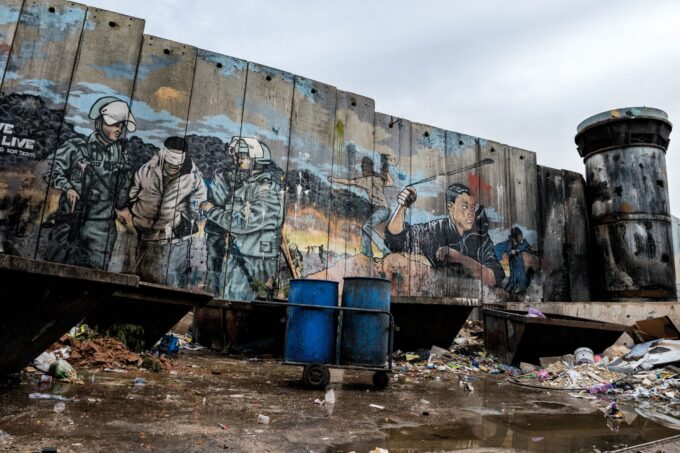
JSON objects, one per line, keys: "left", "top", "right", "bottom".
{"left": 85, "top": 0, "right": 680, "bottom": 215}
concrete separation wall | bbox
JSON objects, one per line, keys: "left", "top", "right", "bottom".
{"left": 0, "top": 0, "right": 675, "bottom": 305}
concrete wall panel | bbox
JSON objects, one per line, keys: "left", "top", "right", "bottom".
{"left": 0, "top": 0, "right": 86, "bottom": 260}
{"left": 407, "top": 123, "right": 446, "bottom": 297}
{"left": 507, "top": 147, "right": 541, "bottom": 302}
{"left": 0, "top": 0, "right": 23, "bottom": 80}
{"left": 37, "top": 7, "right": 143, "bottom": 270}
{"left": 373, "top": 112, "right": 411, "bottom": 295}
{"left": 221, "top": 62, "right": 293, "bottom": 300}
{"left": 113, "top": 35, "right": 197, "bottom": 285}
{"left": 184, "top": 51, "right": 248, "bottom": 296}
{"left": 327, "top": 91, "right": 375, "bottom": 285}
{"left": 282, "top": 76, "right": 336, "bottom": 283}
{"left": 444, "top": 131, "right": 482, "bottom": 300}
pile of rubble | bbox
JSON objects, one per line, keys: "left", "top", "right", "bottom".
{"left": 54, "top": 335, "right": 144, "bottom": 369}
{"left": 392, "top": 321, "right": 517, "bottom": 380}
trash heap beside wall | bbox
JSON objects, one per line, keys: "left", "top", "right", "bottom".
{"left": 0, "top": 1, "right": 675, "bottom": 304}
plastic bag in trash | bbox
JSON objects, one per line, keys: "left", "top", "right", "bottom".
{"left": 159, "top": 335, "right": 180, "bottom": 355}
{"left": 34, "top": 351, "right": 56, "bottom": 373}
{"left": 49, "top": 360, "right": 77, "bottom": 380}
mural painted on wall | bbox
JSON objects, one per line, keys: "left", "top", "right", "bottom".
{"left": 200, "top": 136, "right": 285, "bottom": 301}
{"left": 43, "top": 97, "right": 135, "bottom": 269}
{"left": 0, "top": 1, "right": 547, "bottom": 304}
{"left": 126, "top": 136, "right": 207, "bottom": 287}
{"left": 386, "top": 181, "right": 504, "bottom": 288}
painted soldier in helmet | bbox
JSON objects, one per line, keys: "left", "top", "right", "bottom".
{"left": 43, "top": 96, "right": 136, "bottom": 269}
{"left": 200, "top": 136, "right": 284, "bottom": 300}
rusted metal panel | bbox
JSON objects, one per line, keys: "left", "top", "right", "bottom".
{"left": 194, "top": 302, "right": 286, "bottom": 353}
{"left": 183, "top": 51, "right": 248, "bottom": 296}
{"left": 0, "top": 0, "right": 86, "bottom": 260}
{"left": 391, "top": 302, "right": 474, "bottom": 350}
{"left": 673, "top": 216, "right": 680, "bottom": 298}
{"left": 86, "top": 281, "right": 212, "bottom": 351}
{"left": 482, "top": 307, "right": 632, "bottom": 365}
{"left": 373, "top": 112, "right": 411, "bottom": 294}
{"left": 0, "top": 254, "right": 138, "bottom": 374}
{"left": 281, "top": 76, "right": 336, "bottom": 284}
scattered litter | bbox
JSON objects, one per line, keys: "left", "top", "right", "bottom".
{"left": 158, "top": 334, "right": 180, "bottom": 356}
{"left": 257, "top": 414, "right": 270, "bottom": 425}
{"left": 103, "top": 368, "right": 127, "bottom": 373}
{"left": 53, "top": 402, "right": 65, "bottom": 413}
{"left": 574, "top": 347, "right": 594, "bottom": 365}
{"left": 527, "top": 307, "right": 546, "bottom": 318}
{"left": 34, "top": 351, "right": 56, "bottom": 373}
{"left": 369, "top": 447, "right": 389, "bottom": 453}
{"left": 633, "top": 316, "right": 680, "bottom": 342}
{"left": 324, "top": 389, "right": 335, "bottom": 405}
{"left": 49, "top": 359, "right": 77, "bottom": 380}
{"left": 369, "top": 404, "right": 385, "bottom": 410}
{"left": 134, "top": 377, "right": 146, "bottom": 386}
{"left": 29, "top": 393, "right": 71, "bottom": 401}
{"left": 605, "top": 401, "right": 623, "bottom": 419}
{"left": 419, "top": 399, "right": 430, "bottom": 405}
{"left": 218, "top": 423, "right": 228, "bottom": 430}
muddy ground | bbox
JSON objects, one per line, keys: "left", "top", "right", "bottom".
{"left": 0, "top": 349, "right": 678, "bottom": 453}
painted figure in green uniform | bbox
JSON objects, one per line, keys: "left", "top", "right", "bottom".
{"left": 200, "top": 137, "right": 284, "bottom": 300}
{"left": 43, "top": 96, "right": 136, "bottom": 269}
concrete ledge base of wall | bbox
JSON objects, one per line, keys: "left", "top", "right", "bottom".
{"left": 506, "top": 301, "right": 679, "bottom": 328}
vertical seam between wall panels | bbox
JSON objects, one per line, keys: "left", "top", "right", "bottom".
{"left": 101, "top": 26, "right": 144, "bottom": 273}
{"left": 561, "top": 170, "right": 573, "bottom": 301}
{"left": 277, "top": 75, "right": 297, "bottom": 287}
{"left": 33, "top": 4, "right": 88, "bottom": 261}
{"left": 219, "top": 60, "right": 250, "bottom": 300}
{"left": 162, "top": 46, "right": 198, "bottom": 287}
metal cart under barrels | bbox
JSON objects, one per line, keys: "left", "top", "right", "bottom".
{"left": 275, "top": 278, "right": 394, "bottom": 389}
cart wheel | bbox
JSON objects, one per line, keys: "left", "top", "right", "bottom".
{"left": 302, "top": 364, "right": 330, "bottom": 389}
{"left": 373, "top": 371, "right": 390, "bottom": 389}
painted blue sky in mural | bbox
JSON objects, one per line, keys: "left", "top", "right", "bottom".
{"left": 81, "top": 0, "right": 680, "bottom": 216}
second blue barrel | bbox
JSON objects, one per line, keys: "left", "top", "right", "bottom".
{"left": 340, "top": 277, "right": 391, "bottom": 366}
{"left": 284, "top": 279, "right": 339, "bottom": 364}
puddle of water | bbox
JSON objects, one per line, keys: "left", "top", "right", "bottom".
{"left": 329, "top": 410, "right": 678, "bottom": 452}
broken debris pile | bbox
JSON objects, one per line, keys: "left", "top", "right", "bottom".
{"left": 393, "top": 321, "right": 519, "bottom": 380}
{"left": 53, "top": 335, "right": 144, "bottom": 369}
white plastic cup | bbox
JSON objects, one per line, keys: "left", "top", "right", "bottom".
{"left": 574, "top": 347, "right": 594, "bottom": 365}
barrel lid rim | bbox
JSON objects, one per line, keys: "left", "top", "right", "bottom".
{"left": 576, "top": 107, "right": 671, "bottom": 134}
{"left": 342, "top": 276, "right": 392, "bottom": 282}
{"left": 289, "top": 278, "right": 339, "bottom": 284}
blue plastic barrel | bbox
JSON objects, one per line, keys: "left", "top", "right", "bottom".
{"left": 340, "top": 277, "right": 391, "bottom": 366}
{"left": 284, "top": 279, "right": 339, "bottom": 364}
